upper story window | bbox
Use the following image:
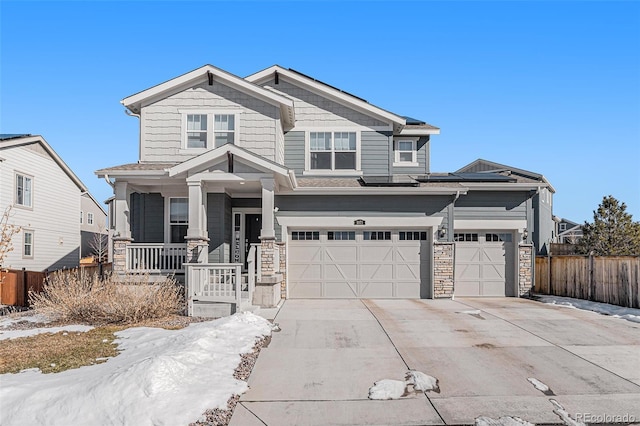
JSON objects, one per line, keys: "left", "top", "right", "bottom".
{"left": 183, "top": 111, "right": 239, "bottom": 150}
{"left": 559, "top": 223, "right": 567, "bottom": 232}
{"left": 15, "top": 173, "right": 33, "bottom": 208}
{"left": 309, "top": 131, "right": 357, "bottom": 171}
{"left": 394, "top": 139, "right": 418, "bottom": 167}
{"left": 87, "top": 212, "right": 94, "bottom": 225}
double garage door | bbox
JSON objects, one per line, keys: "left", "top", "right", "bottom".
{"left": 454, "top": 231, "right": 515, "bottom": 297}
{"left": 288, "top": 229, "right": 430, "bottom": 298}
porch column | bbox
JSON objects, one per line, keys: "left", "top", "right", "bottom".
{"left": 260, "top": 178, "right": 275, "bottom": 240}
{"left": 185, "top": 181, "right": 209, "bottom": 263}
{"left": 112, "top": 181, "right": 132, "bottom": 276}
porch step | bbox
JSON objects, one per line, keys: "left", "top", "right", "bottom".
{"left": 191, "top": 299, "right": 259, "bottom": 318}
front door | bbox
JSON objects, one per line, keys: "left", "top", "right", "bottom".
{"left": 245, "top": 214, "right": 262, "bottom": 268}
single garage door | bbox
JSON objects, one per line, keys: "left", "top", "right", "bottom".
{"left": 288, "top": 230, "right": 430, "bottom": 298}
{"left": 454, "top": 231, "right": 515, "bottom": 297}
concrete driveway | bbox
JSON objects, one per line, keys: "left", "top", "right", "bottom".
{"left": 230, "top": 298, "right": 640, "bottom": 425}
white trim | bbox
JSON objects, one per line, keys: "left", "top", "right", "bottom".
{"left": 462, "top": 183, "right": 550, "bottom": 191}
{"left": 165, "top": 197, "right": 189, "bottom": 244}
{"left": 14, "top": 171, "right": 34, "bottom": 209}
{"left": 245, "top": 66, "right": 406, "bottom": 127}
{"left": 454, "top": 219, "right": 527, "bottom": 230}
{"left": 277, "top": 215, "right": 443, "bottom": 229}
{"left": 394, "top": 138, "right": 418, "bottom": 165}
{"left": 285, "top": 187, "right": 467, "bottom": 195}
{"left": 179, "top": 109, "right": 243, "bottom": 150}
{"left": 232, "top": 208, "right": 262, "bottom": 267}
{"left": 304, "top": 130, "right": 361, "bottom": 173}
{"left": 393, "top": 162, "right": 420, "bottom": 168}
{"left": 22, "top": 229, "right": 34, "bottom": 259}
{"left": 398, "top": 128, "right": 440, "bottom": 136}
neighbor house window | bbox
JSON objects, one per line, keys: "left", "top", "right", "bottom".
{"left": 15, "top": 174, "right": 33, "bottom": 207}
{"left": 559, "top": 223, "right": 566, "bottom": 232}
{"left": 87, "top": 212, "right": 94, "bottom": 225}
{"left": 214, "top": 114, "right": 235, "bottom": 147}
{"left": 309, "top": 131, "right": 357, "bottom": 170}
{"left": 169, "top": 198, "right": 188, "bottom": 243}
{"left": 80, "top": 211, "right": 83, "bottom": 224}
{"left": 394, "top": 140, "right": 417, "bottom": 165}
{"left": 186, "top": 114, "right": 208, "bottom": 148}
{"left": 23, "top": 230, "right": 34, "bottom": 258}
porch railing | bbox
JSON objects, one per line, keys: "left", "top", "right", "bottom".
{"left": 126, "top": 243, "right": 187, "bottom": 273}
{"left": 186, "top": 263, "right": 247, "bottom": 315}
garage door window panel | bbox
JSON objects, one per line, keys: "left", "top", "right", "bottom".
{"left": 291, "top": 231, "right": 320, "bottom": 241}
{"left": 399, "top": 231, "right": 428, "bottom": 241}
{"left": 328, "top": 231, "right": 356, "bottom": 241}
{"left": 363, "top": 231, "right": 391, "bottom": 241}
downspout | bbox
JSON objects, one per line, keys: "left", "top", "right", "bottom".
{"left": 103, "top": 174, "right": 115, "bottom": 189}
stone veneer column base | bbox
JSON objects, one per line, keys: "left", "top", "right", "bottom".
{"left": 276, "top": 242, "right": 287, "bottom": 299}
{"left": 518, "top": 244, "right": 534, "bottom": 296}
{"left": 433, "top": 242, "right": 455, "bottom": 298}
{"left": 112, "top": 237, "right": 133, "bottom": 276}
{"left": 185, "top": 237, "right": 209, "bottom": 264}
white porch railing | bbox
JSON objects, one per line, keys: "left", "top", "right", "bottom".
{"left": 126, "top": 243, "right": 187, "bottom": 273}
{"left": 186, "top": 263, "right": 249, "bottom": 315}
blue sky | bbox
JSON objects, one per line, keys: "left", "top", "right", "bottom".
{"left": 1, "top": 1, "right": 639, "bottom": 223}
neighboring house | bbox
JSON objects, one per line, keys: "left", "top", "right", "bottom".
{"left": 96, "top": 64, "right": 555, "bottom": 316}
{"left": 0, "top": 134, "right": 101, "bottom": 271}
{"left": 80, "top": 193, "right": 108, "bottom": 260}
{"left": 556, "top": 218, "right": 583, "bottom": 244}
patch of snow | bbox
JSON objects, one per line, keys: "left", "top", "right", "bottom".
{"left": 405, "top": 370, "right": 440, "bottom": 393}
{"left": 536, "top": 295, "right": 640, "bottom": 324}
{"left": 0, "top": 325, "right": 94, "bottom": 341}
{"left": 527, "top": 377, "right": 549, "bottom": 392}
{"left": 550, "top": 399, "right": 586, "bottom": 426}
{"left": 368, "top": 379, "right": 407, "bottom": 400}
{"left": 476, "top": 416, "right": 534, "bottom": 426}
{"left": 0, "top": 312, "right": 272, "bottom": 426}
{"left": 0, "top": 313, "right": 52, "bottom": 328}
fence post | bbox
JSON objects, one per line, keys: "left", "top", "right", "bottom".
{"left": 21, "top": 268, "right": 27, "bottom": 307}
{"left": 588, "top": 253, "right": 594, "bottom": 301}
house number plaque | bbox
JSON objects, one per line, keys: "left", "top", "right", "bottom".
{"left": 354, "top": 219, "right": 366, "bottom": 225}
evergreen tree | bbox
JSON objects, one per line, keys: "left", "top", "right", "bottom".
{"left": 577, "top": 195, "right": 640, "bottom": 255}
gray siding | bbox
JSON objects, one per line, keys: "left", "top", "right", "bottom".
{"left": 141, "top": 81, "right": 280, "bottom": 163}
{"left": 262, "top": 78, "right": 389, "bottom": 128}
{"left": 390, "top": 137, "right": 429, "bottom": 175}
{"left": 361, "top": 131, "right": 390, "bottom": 175}
{"left": 454, "top": 192, "right": 529, "bottom": 220}
{"left": 284, "top": 131, "right": 305, "bottom": 174}
{"left": 207, "top": 193, "right": 232, "bottom": 263}
{"left": 130, "top": 193, "right": 164, "bottom": 243}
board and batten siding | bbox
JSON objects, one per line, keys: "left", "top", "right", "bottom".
{"left": 283, "top": 131, "right": 305, "bottom": 174}
{"left": 0, "top": 143, "right": 81, "bottom": 271}
{"left": 141, "top": 81, "right": 280, "bottom": 163}
{"left": 454, "top": 192, "right": 529, "bottom": 220}
{"left": 207, "top": 193, "right": 232, "bottom": 263}
{"left": 262, "top": 79, "right": 388, "bottom": 128}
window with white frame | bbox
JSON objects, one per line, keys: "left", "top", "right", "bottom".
{"left": 15, "top": 173, "right": 33, "bottom": 207}
{"left": 394, "top": 140, "right": 417, "bottom": 165}
{"left": 23, "top": 230, "right": 34, "bottom": 258}
{"left": 169, "top": 198, "right": 188, "bottom": 243}
{"left": 309, "top": 131, "right": 357, "bottom": 170}
{"left": 87, "top": 212, "right": 94, "bottom": 225}
{"left": 185, "top": 113, "right": 236, "bottom": 149}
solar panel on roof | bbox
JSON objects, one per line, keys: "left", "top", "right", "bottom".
{"left": 415, "top": 173, "right": 517, "bottom": 183}
{"left": 360, "top": 176, "right": 419, "bottom": 187}
{"left": 402, "top": 116, "right": 426, "bottom": 125}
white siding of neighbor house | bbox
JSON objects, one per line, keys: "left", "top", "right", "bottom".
{"left": 262, "top": 79, "right": 389, "bottom": 128}
{"left": 140, "top": 81, "right": 280, "bottom": 163}
{"left": 81, "top": 194, "right": 107, "bottom": 233}
{"left": 0, "top": 143, "right": 81, "bottom": 271}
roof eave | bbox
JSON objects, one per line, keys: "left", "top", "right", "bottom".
{"left": 397, "top": 128, "right": 440, "bottom": 136}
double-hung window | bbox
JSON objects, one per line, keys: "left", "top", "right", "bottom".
{"left": 185, "top": 113, "right": 237, "bottom": 149}
{"left": 87, "top": 212, "right": 94, "bottom": 225}
{"left": 169, "top": 198, "right": 188, "bottom": 243}
{"left": 394, "top": 140, "right": 417, "bottom": 166}
{"left": 23, "top": 230, "right": 34, "bottom": 258}
{"left": 16, "top": 174, "right": 33, "bottom": 208}
{"left": 309, "top": 131, "right": 357, "bottom": 171}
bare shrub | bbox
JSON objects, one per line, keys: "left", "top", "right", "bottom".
{"left": 30, "top": 271, "right": 184, "bottom": 325}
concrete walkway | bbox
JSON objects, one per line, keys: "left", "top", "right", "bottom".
{"left": 230, "top": 298, "right": 640, "bottom": 425}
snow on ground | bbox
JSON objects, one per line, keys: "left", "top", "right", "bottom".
{"left": 475, "top": 416, "right": 534, "bottom": 426}
{"left": 368, "top": 379, "right": 407, "bottom": 400}
{"left": 0, "top": 325, "right": 94, "bottom": 340}
{"left": 526, "top": 377, "right": 549, "bottom": 393}
{"left": 0, "top": 312, "right": 272, "bottom": 426}
{"left": 550, "top": 399, "right": 586, "bottom": 426}
{"left": 405, "top": 370, "right": 440, "bottom": 393}
{"left": 0, "top": 313, "right": 52, "bottom": 328}
{"left": 535, "top": 295, "right": 640, "bottom": 323}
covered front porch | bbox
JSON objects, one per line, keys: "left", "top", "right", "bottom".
{"left": 101, "top": 145, "right": 295, "bottom": 315}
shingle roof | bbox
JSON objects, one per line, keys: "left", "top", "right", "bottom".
{"left": 296, "top": 178, "right": 362, "bottom": 188}
{"left": 95, "top": 163, "right": 177, "bottom": 173}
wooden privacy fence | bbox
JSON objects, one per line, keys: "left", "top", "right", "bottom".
{"left": 535, "top": 256, "right": 640, "bottom": 308}
{"left": 0, "top": 269, "right": 47, "bottom": 307}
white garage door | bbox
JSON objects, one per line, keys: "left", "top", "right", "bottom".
{"left": 454, "top": 231, "right": 514, "bottom": 297}
{"left": 288, "top": 230, "right": 429, "bottom": 298}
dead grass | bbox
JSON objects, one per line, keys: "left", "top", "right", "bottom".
{"left": 30, "top": 271, "right": 184, "bottom": 325}
{"left": 0, "top": 326, "right": 122, "bottom": 374}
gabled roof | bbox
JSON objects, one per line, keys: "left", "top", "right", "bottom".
{"left": 167, "top": 143, "right": 293, "bottom": 180}
{"left": 456, "top": 158, "right": 555, "bottom": 192}
{"left": 245, "top": 65, "right": 417, "bottom": 133}
{"left": 121, "top": 65, "right": 295, "bottom": 127}
{"left": 0, "top": 134, "right": 87, "bottom": 192}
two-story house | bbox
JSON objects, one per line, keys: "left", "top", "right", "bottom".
{"left": 96, "top": 65, "right": 554, "bottom": 316}
{"left": 0, "top": 134, "right": 104, "bottom": 272}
